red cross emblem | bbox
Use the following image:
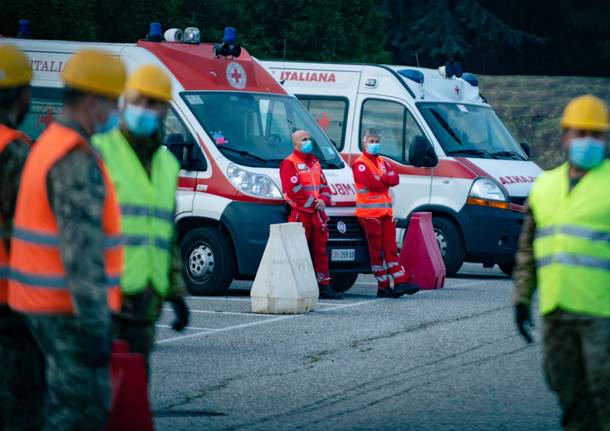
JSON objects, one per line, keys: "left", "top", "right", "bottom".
{"left": 317, "top": 113, "right": 332, "bottom": 130}
{"left": 37, "top": 106, "right": 57, "bottom": 131}
{"left": 454, "top": 85, "right": 460, "bottom": 95}
{"left": 226, "top": 62, "right": 247, "bottom": 89}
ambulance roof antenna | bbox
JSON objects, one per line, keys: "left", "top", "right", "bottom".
{"left": 279, "top": 37, "right": 287, "bottom": 85}
{"left": 415, "top": 52, "right": 420, "bottom": 67}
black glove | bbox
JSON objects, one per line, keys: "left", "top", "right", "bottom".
{"left": 81, "top": 334, "right": 112, "bottom": 367}
{"left": 170, "top": 297, "right": 189, "bottom": 332}
{"left": 515, "top": 303, "right": 534, "bottom": 344}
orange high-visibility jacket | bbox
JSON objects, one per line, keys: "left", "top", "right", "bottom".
{"left": 0, "top": 124, "right": 31, "bottom": 305}
{"left": 283, "top": 152, "right": 323, "bottom": 212}
{"left": 353, "top": 154, "right": 393, "bottom": 218}
{"left": 8, "top": 122, "right": 122, "bottom": 314}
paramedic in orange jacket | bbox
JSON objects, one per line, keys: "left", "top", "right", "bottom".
{"left": 280, "top": 129, "right": 339, "bottom": 299}
{"left": 352, "top": 128, "right": 420, "bottom": 298}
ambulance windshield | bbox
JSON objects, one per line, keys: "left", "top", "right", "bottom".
{"left": 418, "top": 103, "right": 527, "bottom": 160}
{"left": 182, "top": 92, "right": 344, "bottom": 168}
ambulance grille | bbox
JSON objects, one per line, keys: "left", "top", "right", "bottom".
{"left": 328, "top": 217, "right": 364, "bottom": 241}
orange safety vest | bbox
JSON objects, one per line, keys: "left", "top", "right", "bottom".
{"left": 0, "top": 124, "right": 31, "bottom": 305}
{"left": 8, "top": 122, "right": 122, "bottom": 314}
{"left": 284, "top": 152, "right": 322, "bottom": 213}
{"left": 354, "top": 154, "right": 393, "bottom": 218}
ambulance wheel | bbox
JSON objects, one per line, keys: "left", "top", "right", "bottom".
{"left": 432, "top": 217, "right": 464, "bottom": 277}
{"left": 498, "top": 260, "right": 515, "bottom": 277}
{"left": 330, "top": 273, "right": 359, "bottom": 293}
{"left": 181, "top": 227, "right": 235, "bottom": 296}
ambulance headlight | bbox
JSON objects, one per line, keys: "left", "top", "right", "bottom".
{"left": 227, "top": 164, "right": 283, "bottom": 199}
{"left": 467, "top": 178, "right": 510, "bottom": 210}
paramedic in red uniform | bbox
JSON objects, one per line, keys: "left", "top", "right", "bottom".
{"left": 352, "top": 128, "right": 420, "bottom": 298}
{"left": 280, "top": 129, "right": 339, "bottom": 299}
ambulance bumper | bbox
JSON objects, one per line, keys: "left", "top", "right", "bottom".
{"left": 221, "top": 202, "right": 369, "bottom": 277}
{"left": 456, "top": 203, "right": 524, "bottom": 264}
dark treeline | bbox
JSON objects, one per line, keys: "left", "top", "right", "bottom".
{"left": 1, "top": 0, "right": 609, "bottom": 76}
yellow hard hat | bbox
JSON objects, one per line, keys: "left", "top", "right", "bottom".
{"left": 0, "top": 45, "right": 32, "bottom": 88}
{"left": 61, "top": 49, "right": 126, "bottom": 99}
{"left": 560, "top": 94, "right": 609, "bottom": 132}
{"left": 125, "top": 65, "right": 172, "bottom": 102}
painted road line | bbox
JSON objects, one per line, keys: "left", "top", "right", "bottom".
{"left": 158, "top": 298, "right": 384, "bottom": 345}
{"left": 162, "top": 308, "right": 282, "bottom": 317}
{"left": 317, "top": 298, "right": 383, "bottom": 312}
{"left": 155, "top": 324, "right": 216, "bottom": 331}
{"left": 156, "top": 315, "right": 294, "bottom": 345}
{"left": 185, "top": 296, "right": 350, "bottom": 307}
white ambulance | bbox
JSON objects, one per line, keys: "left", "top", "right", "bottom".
{"left": 3, "top": 26, "right": 370, "bottom": 294}
{"left": 262, "top": 61, "right": 542, "bottom": 276}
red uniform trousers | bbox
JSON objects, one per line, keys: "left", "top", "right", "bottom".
{"left": 290, "top": 209, "right": 330, "bottom": 286}
{"left": 359, "top": 215, "right": 409, "bottom": 289}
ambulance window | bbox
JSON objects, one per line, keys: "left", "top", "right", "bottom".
{"left": 297, "top": 97, "right": 348, "bottom": 151}
{"left": 361, "top": 99, "right": 426, "bottom": 165}
{"left": 19, "top": 87, "right": 63, "bottom": 140}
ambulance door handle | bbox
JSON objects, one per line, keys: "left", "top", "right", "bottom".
{"left": 442, "top": 178, "right": 450, "bottom": 184}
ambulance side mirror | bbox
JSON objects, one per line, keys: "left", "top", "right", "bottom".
{"left": 409, "top": 136, "right": 438, "bottom": 168}
{"left": 165, "top": 133, "right": 207, "bottom": 171}
{"left": 520, "top": 142, "right": 531, "bottom": 159}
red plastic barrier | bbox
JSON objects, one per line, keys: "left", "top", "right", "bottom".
{"left": 399, "top": 212, "right": 445, "bottom": 290}
{"left": 105, "top": 341, "right": 154, "bottom": 431}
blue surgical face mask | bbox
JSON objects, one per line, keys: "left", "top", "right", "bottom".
{"left": 569, "top": 137, "right": 606, "bottom": 170}
{"left": 123, "top": 104, "right": 161, "bottom": 136}
{"left": 367, "top": 142, "right": 381, "bottom": 155}
{"left": 95, "top": 109, "right": 119, "bottom": 134}
{"left": 301, "top": 139, "right": 313, "bottom": 154}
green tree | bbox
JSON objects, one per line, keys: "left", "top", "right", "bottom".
{"left": 383, "top": 0, "right": 542, "bottom": 70}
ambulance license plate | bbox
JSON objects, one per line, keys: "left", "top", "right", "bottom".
{"left": 331, "top": 248, "right": 355, "bottom": 262}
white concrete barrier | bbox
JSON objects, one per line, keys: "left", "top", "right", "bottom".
{"left": 251, "top": 222, "right": 318, "bottom": 314}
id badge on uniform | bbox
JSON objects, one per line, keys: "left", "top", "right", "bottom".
{"left": 297, "top": 163, "right": 307, "bottom": 171}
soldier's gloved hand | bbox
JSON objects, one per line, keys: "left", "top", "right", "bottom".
{"left": 515, "top": 303, "right": 534, "bottom": 344}
{"left": 170, "top": 297, "right": 189, "bottom": 332}
{"left": 82, "top": 334, "right": 112, "bottom": 367}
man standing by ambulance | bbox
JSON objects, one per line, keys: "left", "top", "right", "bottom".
{"left": 513, "top": 94, "right": 610, "bottom": 430}
{"left": 0, "top": 44, "right": 45, "bottom": 431}
{"left": 93, "top": 64, "right": 189, "bottom": 374}
{"left": 280, "top": 129, "right": 339, "bottom": 299}
{"left": 352, "top": 128, "right": 419, "bottom": 298}
{"left": 8, "top": 49, "right": 125, "bottom": 430}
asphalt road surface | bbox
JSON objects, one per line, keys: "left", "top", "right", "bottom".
{"left": 150, "top": 264, "right": 561, "bottom": 431}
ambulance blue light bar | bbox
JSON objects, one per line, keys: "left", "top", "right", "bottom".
{"left": 462, "top": 73, "right": 478, "bottom": 87}
{"left": 17, "top": 19, "right": 31, "bottom": 39}
{"left": 147, "top": 22, "right": 163, "bottom": 42}
{"left": 223, "top": 27, "right": 237, "bottom": 45}
{"left": 398, "top": 69, "right": 424, "bottom": 84}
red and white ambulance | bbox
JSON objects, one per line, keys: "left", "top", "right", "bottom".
{"left": 3, "top": 26, "right": 369, "bottom": 294}
{"left": 262, "top": 61, "right": 542, "bottom": 275}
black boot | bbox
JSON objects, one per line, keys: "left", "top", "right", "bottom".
{"left": 376, "top": 287, "right": 401, "bottom": 298}
{"left": 394, "top": 282, "right": 420, "bottom": 295}
{"left": 319, "top": 284, "right": 342, "bottom": 299}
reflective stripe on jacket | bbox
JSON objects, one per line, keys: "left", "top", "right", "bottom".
{"left": 0, "top": 124, "right": 30, "bottom": 305}
{"left": 529, "top": 160, "right": 610, "bottom": 317}
{"left": 8, "top": 122, "right": 122, "bottom": 314}
{"left": 93, "top": 128, "right": 179, "bottom": 298}
{"left": 353, "top": 154, "right": 392, "bottom": 218}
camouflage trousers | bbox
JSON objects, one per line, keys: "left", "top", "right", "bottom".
{"left": 543, "top": 310, "right": 610, "bottom": 431}
{"left": 112, "top": 315, "right": 157, "bottom": 378}
{"left": 27, "top": 315, "right": 111, "bottom": 431}
{"left": 0, "top": 308, "right": 45, "bottom": 431}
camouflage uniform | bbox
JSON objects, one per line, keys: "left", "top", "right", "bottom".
{"left": 111, "top": 127, "right": 187, "bottom": 375}
{"left": 26, "top": 118, "right": 113, "bottom": 431}
{"left": 0, "top": 116, "right": 45, "bottom": 431}
{"left": 514, "top": 208, "right": 610, "bottom": 431}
